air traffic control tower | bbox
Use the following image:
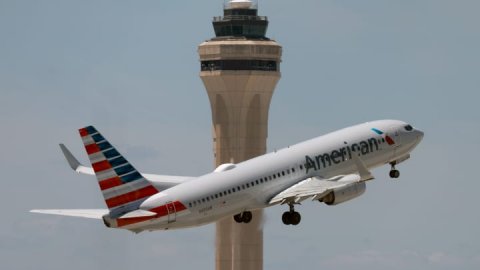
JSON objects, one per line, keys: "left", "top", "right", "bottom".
{"left": 198, "top": 0, "right": 282, "bottom": 269}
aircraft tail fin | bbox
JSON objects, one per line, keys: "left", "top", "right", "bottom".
{"left": 78, "top": 126, "right": 159, "bottom": 217}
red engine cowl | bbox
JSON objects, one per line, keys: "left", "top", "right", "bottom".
{"left": 321, "top": 182, "right": 366, "bottom": 205}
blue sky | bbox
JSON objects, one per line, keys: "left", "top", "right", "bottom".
{"left": 1, "top": 0, "right": 479, "bottom": 269}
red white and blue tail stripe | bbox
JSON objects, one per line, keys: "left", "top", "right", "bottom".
{"left": 79, "top": 126, "right": 158, "bottom": 217}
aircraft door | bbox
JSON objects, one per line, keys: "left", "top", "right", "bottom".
{"left": 166, "top": 202, "right": 176, "bottom": 223}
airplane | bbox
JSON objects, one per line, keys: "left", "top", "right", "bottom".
{"left": 31, "top": 119, "right": 424, "bottom": 232}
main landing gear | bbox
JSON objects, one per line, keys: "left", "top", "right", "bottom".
{"left": 233, "top": 211, "right": 252, "bottom": 224}
{"left": 282, "top": 204, "right": 301, "bottom": 226}
{"left": 389, "top": 162, "right": 400, "bottom": 179}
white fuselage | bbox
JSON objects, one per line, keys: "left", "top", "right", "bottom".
{"left": 125, "top": 120, "right": 423, "bottom": 231}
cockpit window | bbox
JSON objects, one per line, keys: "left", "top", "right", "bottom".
{"left": 404, "top": 125, "right": 413, "bottom": 131}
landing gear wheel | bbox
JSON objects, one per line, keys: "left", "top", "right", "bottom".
{"left": 282, "top": 203, "right": 302, "bottom": 226}
{"left": 389, "top": 169, "right": 400, "bottom": 178}
{"left": 291, "top": 212, "right": 301, "bottom": 225}
{"left": 233, "top": 211, "right": 253, "bottom": 223}
{"left": 242, "top": 211, "right": 252, "bottom": 223}
{"left": 233, "top": 213, "right": 243, "bottom": 223}
{"left": 282, "top": 212, "right": 291, "bottom": 225}
{"left": 389, "top": 162, "right": 400, "bottom": 179}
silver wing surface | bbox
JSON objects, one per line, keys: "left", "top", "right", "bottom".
{"left": 269, "top": 153, "right": 374, "bottom": 205}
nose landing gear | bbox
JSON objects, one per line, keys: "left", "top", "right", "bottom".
{"left": 389, "top": 162, "right": 400, "bottom": 178}
{"left": 282, "top": 203, "right": 301, "bottom": 225}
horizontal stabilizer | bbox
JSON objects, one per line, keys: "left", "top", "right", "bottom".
{"left": 119, "top": 209, "right": 157, "bottom": 219}
{"left": 30, "top": 209, "right": 108, "bottom": 219}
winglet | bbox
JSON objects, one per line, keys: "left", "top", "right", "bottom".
{"left": 351, "top": 153, "right": 374, "bottom": 181}
{"left": 59, "top": 144, "right": 94, "bottom": 175}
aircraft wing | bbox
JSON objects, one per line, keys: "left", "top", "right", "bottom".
{"left": 30, "top": 209, "right": 108, "bottom": 219}
{"left": 268, "top": 176, "right": 354, "bottom": 205}
{"left": 269, "top": 153, "right": 374, "bottom": 205}
{"left": 59, "top": 144, "right": 195, "bottom": 187}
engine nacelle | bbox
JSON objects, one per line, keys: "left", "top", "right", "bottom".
{"left": 321, "top": 182, "right": 366, "bottom": 205}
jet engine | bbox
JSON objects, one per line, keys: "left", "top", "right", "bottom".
{"left": 320, "top": 182, "right": 366, "bottom": 205}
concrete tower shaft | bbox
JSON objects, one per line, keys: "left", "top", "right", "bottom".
{"left": 198, "top": 1, "right": 282, "bottom": 269}
{"left": 199, "top": 40, "right": 282, "bottom": 163}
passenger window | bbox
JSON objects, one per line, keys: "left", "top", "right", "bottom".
{"left": 256, "top": 180, "right": 259, "bottom": 185}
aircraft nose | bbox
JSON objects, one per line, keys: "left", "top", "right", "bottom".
{"left": 415, "top": 129, "right": 424, "bottom": 141}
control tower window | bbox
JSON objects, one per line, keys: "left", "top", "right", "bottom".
{"left": 201, "top": 60, "right": 278, "bottom": 71}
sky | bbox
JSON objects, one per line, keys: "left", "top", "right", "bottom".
{"left": 1, "top": 0, "right": 479, "bottom": 269}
